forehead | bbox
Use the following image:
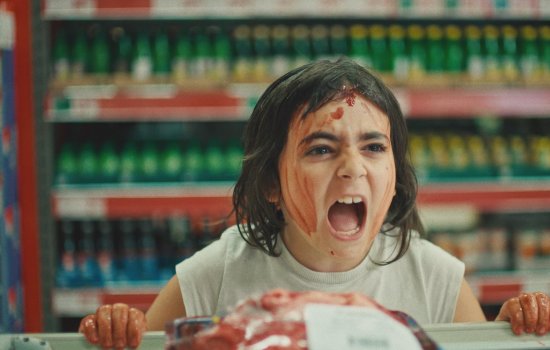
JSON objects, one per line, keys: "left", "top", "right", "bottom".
{"left": 291, "top": 95, "right": 390, "bottom": 132}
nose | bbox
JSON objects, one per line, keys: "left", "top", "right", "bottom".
{"left": 336, "top": 149, "right": 367, "bottom": 180}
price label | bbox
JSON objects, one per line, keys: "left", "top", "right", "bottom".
{"left": 304, "top": 304, "right": 422, "bottom": 350}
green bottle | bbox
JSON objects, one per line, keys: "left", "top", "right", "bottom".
{"left": 519, "top": 25, "right": 540, "bottom": 82}
{"left": 161, "top": 142, "right": 184, "bottom": 182}
{"left": 483, "top": 25, "right": 501, "bottom": 82}
{"left": 204, "top": 141, "right": 225, "bottom": 181}
{"left": 329, "top": 25, "right": 348, "bottom": 59}
{"left": 426, "top": 25, "right": 445, "bottom": 73}
{"left": 72, "top": 31, "right": 88, "bottom": 80}
{"left": 465, "top": 25, "right": 484, "bottom": 81}
{"left": 349, "top": 24, "right": 371, "bottom": 69}
{"left": 140, "top": 142, "right": 160, "bottom": 182}
{"left": 112, "top": 27, "right": 132, "bottom": 81}
{"left": 311, "top": 25, "right": 330, "bottom": 61}
{"left": 184, "top": 141, "right": 204, "bottom": 181}
{"left": 153, "top": 29, "right": 171, "bottom": 78}
{"left": 79, "top": 143, "right": 98, "bottom": 183}
{"left": 132, "top": 32, "right": 153, "bottom": 81}
{"left": 445, "top": 25, "right": 464, "bottom": 75}
{"left": 501, "top": 25, "right": 519, "bottom": 82}
{"left": 252, "top": 25, "right": 271, "bottom": 82}
{"left": 212, "top": 28, "right": 231, "bottom": 83}
{"left": 53, "top": 29, "right": 70, "bottom": 81}
{"left": 370, "top": 25, "right": 389, "bottom": 72}
{"left": 91, "top": 28, "right": 110, "bottom": 78}
{"left": 539, "top": 26, "right": 550, "bottom": 81}
{"left": 388, "top": 25, "right": 409, "bottom": 82}
{"left": 191, "top": 29, "right": 212, "bottom": 80}
{"left": 56, "top": 143, "right": 78, "bottom": 184}
{"left": 271, "top": 25, "right": 291, "bottom": 79}
{"left": 407, "top": 25, "right": 426, "bottom": 81}
{"left": 120, "top": 142, "right": 139, "bottom": 183}
{"left": 98, "top": 142, "right": 119, "bottom": 183}
{"left": 226, "top": 141, "right": 243, "bottom": 180}
{"left": 291, "top": 25, "right": 312, "bottom": 69}
{"left": 233, "top": 25, "right": 253, "bottom": 82}
{"left": 173, "top": 31, "right": 192, "bottom": 83}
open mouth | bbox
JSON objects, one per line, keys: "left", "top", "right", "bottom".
{"left": 327, "top": 196, "right": 366, "bottom": 236}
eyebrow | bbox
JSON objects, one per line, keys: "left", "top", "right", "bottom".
{"left": 299, "top": 131, "right": 389, "bottom": 146}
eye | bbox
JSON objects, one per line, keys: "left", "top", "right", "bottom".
{"left": 306, "top": 145, "right": 333, "bottom": 156}
{"left": 366, "top": 143, "right": 387, "bottom": 153}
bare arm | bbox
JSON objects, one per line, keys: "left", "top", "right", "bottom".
{"left": 146, "top": 274, "right": 186, "bottom": 330}
{"left": 453, "top": 278, "right": 486, "bottom": 323}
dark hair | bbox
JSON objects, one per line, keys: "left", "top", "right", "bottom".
{"left": 232, "top": 57, "right": 424, "bottom": 264}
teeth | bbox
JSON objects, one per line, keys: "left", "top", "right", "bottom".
{"left": 337, "top": 196, "right": 363, "bottom": 204}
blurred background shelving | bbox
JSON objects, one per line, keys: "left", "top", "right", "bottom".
{"left": 12, "top": 0, "right": 550, "bottom": 331}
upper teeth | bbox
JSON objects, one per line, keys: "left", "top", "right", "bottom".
{"left": 337, "top": 196, "right": 362, "bottom": 204}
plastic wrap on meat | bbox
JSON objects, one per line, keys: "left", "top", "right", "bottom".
{"left": 165, "top": 289, "right": 441, "bottom": 350}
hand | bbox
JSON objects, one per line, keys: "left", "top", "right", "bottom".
{"left": 496, "top": 292, "right": 550, "bottom": 336}
{"left": 79, "top": 303, "right": 147, "bottom": 349}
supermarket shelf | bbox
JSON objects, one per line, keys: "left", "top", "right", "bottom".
{"left": 52, "top": 180, "right": 550, "bottom": 218}
{"left": 46, "top": 85, "right": 550, "bottom": 121}
{"left": 51, "top": 272, "right": 550, "bottom": 316}
{"left": 52, "top": 183, "right": 234, "bottom": 218}
{"left": 41, "top": 0, "right": 549, "bottom": 20}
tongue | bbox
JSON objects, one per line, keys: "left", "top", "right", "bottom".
{"left": 328, "top": 203, "right": 359, "bottom": 232}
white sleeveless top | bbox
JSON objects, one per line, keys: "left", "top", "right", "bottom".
{"left": 176, "top": 225, "right": 464, "bottom": 324}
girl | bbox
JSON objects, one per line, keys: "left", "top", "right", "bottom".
{"left": 80, "top": 58, "right": 550, "bottom": 349}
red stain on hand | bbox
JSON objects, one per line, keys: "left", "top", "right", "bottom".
{"left": 330, "top": 107, "right": 344, "bottom": 119}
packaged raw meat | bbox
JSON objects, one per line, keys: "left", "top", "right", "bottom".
{"left": 164, "top": 289, "right": 441, "bottom": 350}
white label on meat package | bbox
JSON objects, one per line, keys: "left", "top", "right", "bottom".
{"left": 304, "top": 304, "right": 422, "bottom": 350}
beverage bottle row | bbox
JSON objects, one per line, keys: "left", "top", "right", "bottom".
{"left": 51, "top": 23, "right": 550, "bottom": 85}
{"left": 56, "top": 215, "right": 227, "bottom": 288}
{"left": 55, "top": 140, "right": 243, "bottom": 185}
{"left": 410, "top": 133, "right": 550, "bottom": 181}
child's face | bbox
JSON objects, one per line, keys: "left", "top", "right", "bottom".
{"left": 278, "top": 94, "right": 396, "bottom": 272}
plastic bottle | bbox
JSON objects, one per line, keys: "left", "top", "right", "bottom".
{"left": 56, "top": 143, "right": 78, "bottom": 185}
{"left": 329, "top": 25, "right": 348, "bottom": 59}
{"left": 184, "top": 141, "right": 204, "bottom": 181}
{"left": 191, "top": 29, "right": 212, "bottom": 80}
{"left": 56, "top": 220, "right": 81, "bottom": 287}
{"left": 78, "top": 219, "right": 101, "bottom": 287}
{"left": 291, "top": 25, "right": 312, "bottom": 69}
{"left": 271, "top": 25, "right": 291, "bottom": 79}
{"left": 445, "top": 25, "right": 464, "bottom": 75}
{"left": 98, "top": 142, "right": 120, "bottom": 183}
{"left": 541, "top": 26, "right": 550, "bottom": 80}
{"left": 72, "top": 31, "right": 88, "bottom": 80}
{"left": 153, "top": 29, "right": 171, "bottom": 78}
{"left": 349, "top": 25, "right": 371, "bottom": 69}
{"left": 120, "top": 142, "right": 139, "bottom": 183}
{"left": 119, "top": 218, "right": 140, "bottom": 281}
{"left": 172, "top": 31, "right": 192, "bottom": 83}
{"left": 96, "top": 219, "right": 116, "bottom": 284}
{"left": 138, "top": 219, "right": 159, "bottom": 281}
{"left": 52, "top": 29, "right": 71, "bottom": 81}
{"left": 225, "top": 141, "right": 243, "bottom": 180}
{"left": 311, "top": 25, "right": 330, "bottom": 61}
{"left": 169, "top": 215, "right": 194, "bottom": 266}
{"left": 161, "top": 141, "right": 184, "bottom": 182}
{"left": 233, "top": 25, "right": 253, "bottom": 82}
{"left": 212, "top": 27, "right": 231, "bottom": 83}
{"left": 465, "top": 25, "right": 484, "bottom": 81}
{"left": 388, "top": 25, "right": 409, "bottom": 82}
{"left": 426, "top": 25, "right": 445, "bottom": 74}
{"left": 483, "top": 25, "right": 502, "bottom": 82}
{"left": 501, "top": 25, "right": 519, "bottom": 82}
{"left": 519, "top": 25, "right": 540, "bottom": 82}
{"left": 407, "top": 25, "right": 426, "bottom": 81}
{"left": 132, "top": 31, "right": 153, "bottom": 81}
{"left": 252, "top": 25, "right": 271, "bottom": 82}
{"left": 204, "top": 140, "right": 225, "bottom": 181}
{"left": 79, "top": 143, "right": 98, "bottom": 183}
{"left": 370, "top": 25, "right": 389, "bottom": 72}
{"left": 139, "top": 142, "right": 160, "bottom": 182}
{"left": 112, "top": 27, "right": 133, "bottom": 80}
{"left": 91, "top": 28, "right": 110, "bottom": 78}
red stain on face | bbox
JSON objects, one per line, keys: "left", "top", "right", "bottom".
{"left": 330, "top": 107, "right": 344, "bottom": 120}
{"left": 344, "top": 91, "right": 356, "bottom": 107}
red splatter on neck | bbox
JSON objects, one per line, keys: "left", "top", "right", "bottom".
{"left": 344, "top": 91, "right": 356, "bottom": 107}
{"left": 330, "top": 107, "right": 344, "bottom": 119}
